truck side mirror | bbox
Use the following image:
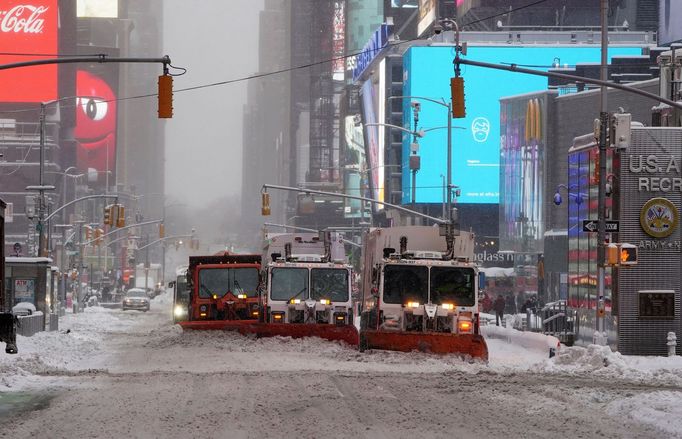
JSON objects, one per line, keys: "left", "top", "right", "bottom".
{"left": 478, "top": 272, "right": 486, "bottom": 290}
{"left": 168, "top": 281, "right": 176, "bottom": 288}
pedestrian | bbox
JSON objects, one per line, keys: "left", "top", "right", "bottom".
{"left": 494, "top": 294, "right": 506, "bottom": 326}
{"left": 505, "top": 294, "right": 516, "bottom": 314}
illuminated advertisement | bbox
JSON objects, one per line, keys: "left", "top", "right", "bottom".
{"left": 417, "top": 0, "right": 437, "bottom": 36}
{"left": 359, "top": 59, "right": 386, "bottom": 206}
{"left": 499, "top": 94, "right": 547, "bottom": 253}
{"left": 0, "top": 1, "right": 58, "bottom": 102}
{"left": 75, "top": 70, "right": 117, "bottom": 185}
{"left": 402, "top": 45, "right": 644, "bottom": 205}
{"left": 343, "top": 116, "right": 370, "bottom": 218}
{"left": 659, "top": 0, "right": 682, "bottom": 45}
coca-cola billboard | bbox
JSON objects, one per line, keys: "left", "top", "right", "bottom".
{"left": 0, "top": 1, "right": 58, "bottom": 103}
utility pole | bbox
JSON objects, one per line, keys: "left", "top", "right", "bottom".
{"left": 595, "top": 0, "right": 609, "bottom": 345}
{"left": 30, "top": 103, "right": 55, "bottom": 257}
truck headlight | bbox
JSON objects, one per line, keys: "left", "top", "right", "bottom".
{"left": 290, "top": 299, "right": 301, "bottom": 305}
{"left": 406, "top": 301, "right": 420, "bottom": 308}
{"left": 441, "top": 303, "right": 454, "bottom": 310}
{"left": 237, "top": 294, "right": 247, "bottom": 299}
{"left": 174, "top": 305, "right": 186, "bottom": 317}
{"left": 272, "top": 311, "right": 285, "bottom": 322}
{"left": 319, "top": 299, "right": 330, "bottom": 305}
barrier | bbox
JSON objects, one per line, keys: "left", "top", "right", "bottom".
{"left": 16, "top": 313, "right": 44, "bottom": 337}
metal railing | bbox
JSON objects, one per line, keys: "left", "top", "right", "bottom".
{"left": 15, "top": 313, "right": 44, "bottom": 337}
{"left": 541, "top": 300, "right": 576, "bottom": 346}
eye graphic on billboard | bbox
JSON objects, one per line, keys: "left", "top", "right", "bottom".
{"left": 0, "top": 1, "right": 58, "bottom": 103}
{"left": 402, "top": 45, "right": 644, "bottom": 205}
{"left": 75, "top": 70, "right": 117, "bottom": 184}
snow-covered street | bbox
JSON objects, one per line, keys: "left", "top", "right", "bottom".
{"left": 1, "top": 291, "right": 681, "bottom": 438}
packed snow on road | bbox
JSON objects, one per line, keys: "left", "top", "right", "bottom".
{"left": 1, "top": 290, "right": 681, "bottom": 438}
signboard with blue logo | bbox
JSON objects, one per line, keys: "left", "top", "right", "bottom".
{"left": 402, "top": 45, "right": 644, "bottom": 205}
{"left": 352, "top": 23, "right": 391, "bottom": 83}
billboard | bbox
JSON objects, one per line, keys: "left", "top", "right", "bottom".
{"left": 0, "top": 1, "right": 58, "bottom": 102}
{"left": 359, "top": 59, "right": 386, "bottom": 206}
{"left": 417, "top": 0, "right": 437, "bottom": 36}
{"left": 75, "top": 70, "right": 118, "bottom": 186}
{"left": 402, "top": 45, "right": 644, "bottom": 205}
{"left": 659, "top": 0, "right": 682, "bottom": 45}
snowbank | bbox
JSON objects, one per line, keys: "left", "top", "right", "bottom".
{"left": 482, "top": 324, "right": 560, "bottom": 355}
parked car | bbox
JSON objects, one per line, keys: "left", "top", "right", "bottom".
{"left": 122, "top": 288, "right": 150, "bottom": 312}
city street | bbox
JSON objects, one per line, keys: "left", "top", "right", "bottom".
{"left": 1, "top": 292, "right": 681, "bottom": 439}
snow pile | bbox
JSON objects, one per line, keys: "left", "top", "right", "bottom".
{"left": 606, "top": 391, "right": 682, "bottom": 437}
{"left": 483, "top": 324, "right": 560, "bottom": 353}
{"left": 151, "top": 289, "right": 174, "bottom": 306}
{"left": 536, "top": 344, "right": 682, "bottom": 387}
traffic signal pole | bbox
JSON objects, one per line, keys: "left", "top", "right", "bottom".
{"left": 596, "top": 0, "right": 609, "bottom": 345}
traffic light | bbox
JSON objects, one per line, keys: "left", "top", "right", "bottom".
{"left": 261, "top": 191, "right": 271, "bottom": 216}
{"left": 159, "top": 223, "right": 165, "bottom": 238}
{"left": 116, "top": 205, "right": 125, "bottom": 227}
{"left": 619, "top": 243, "right": 638, "bottom": 266}
{"left": 450, "top": 76, "right": 466, "bottom": 118}
{"left": 607, "top": 243, "right": 638, "bottom": 266}
{"left": 103, "top": 205, "right": 113, "bottom": 226}
{"left": 94, "top": 228, "right": 104, "bottom": 246}
{"left": 607, "top": 243, "right": 619, "bottom": 266}
{"left": 84, "top": 225, "right": 93, "bottom": 241}
{"left": 158, "top": 74, "right": 173, "bottom": 118}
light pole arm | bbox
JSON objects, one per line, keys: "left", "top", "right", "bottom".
{"left": 388, "top": 95, "right": 449, "bottom": 108}
{"left": 44, "top": 194, "right": 119, "bottom": 223}
{"left": 137, "top": 234, "right": 193, "bottom": 251}
{"left": 262, "top": 184, "right": 447, "bottom": 224}
{"left": 0, "top": 55, "right": 171, "bottom": 72}
{"left": 82, "top": 218, "right": 164, "bottom": 246}
{"left": 455, "top": 57, "right": 682, "bottom": 110}
{"left": 364, "top": 123, "right": 423, "bottom": 137}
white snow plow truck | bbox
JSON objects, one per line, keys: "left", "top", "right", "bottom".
{"left": 358, "top": 226, "right": 488, "bottom": 360}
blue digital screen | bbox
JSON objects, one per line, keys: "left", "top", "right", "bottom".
{"left": 402, "top": 45, "right": 643, "bottom": 204}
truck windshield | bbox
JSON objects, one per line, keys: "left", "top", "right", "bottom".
{"left": 176, "top": 275, "right": 189, "bottom": 303}
{"left": 270, "top": 267, "right": 308, "bottom": 302}
{"left": 382, "top": 265, "right": 428, "bottom": 305}
{"left": 430, "top": 267, "right": 476, "bottom": 306}
{"left": 198, "top": 268, "right": 259, "bottom": 298}
{"left": 311, "top": 268, "right": 349, "bottom": 302}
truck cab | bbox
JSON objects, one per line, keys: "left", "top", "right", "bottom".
{"left": 262, "top": 232, "right": 353, "bottom": 327}
{"left": 358, "top": 226, "right": 488, "bottom": 359}
{"left": 186, "top": 253, "right": 262, "bottom": 322}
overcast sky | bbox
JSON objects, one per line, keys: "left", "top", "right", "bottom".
{"left": 163, "top": 1, "right": 264, "bottom": 208}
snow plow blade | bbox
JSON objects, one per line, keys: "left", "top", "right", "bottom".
{"left": 360, "top": 330, "right": 488, "bottom": 361}
{"left": 179, "top": 321, "right": 359, "bottom": 346}
{"left": 245, "top": 323, "right": 359, "bottom": 346}
{"left": 178, "top": 320, "right": 258, "bottom": 331}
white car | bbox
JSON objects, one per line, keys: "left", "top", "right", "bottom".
{"left": 122, "top": 288, "right": 150, "bottom": 312}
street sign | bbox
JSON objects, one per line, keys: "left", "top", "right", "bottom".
{"left": 582, "top": 220, "right": 619, "bottom": 233}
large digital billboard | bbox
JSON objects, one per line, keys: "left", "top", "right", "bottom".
{"left": 0, "top": 1, "right": 58, "bottom": 102}
{"left": 359, "top": 59, "right": 386, "bottom": 206}
{"left": 402, "top": 45, "right": 645, "bottom": 205}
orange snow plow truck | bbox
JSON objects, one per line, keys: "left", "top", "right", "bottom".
{"left": 179, "top": 252, "right": 262, "bottom": 330}
{"left": 358, "top": 226, "right": 488, "bottom": 361}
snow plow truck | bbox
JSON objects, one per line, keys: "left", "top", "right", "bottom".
{"left": 358, "top": 226, "right": 488, "bottom": 361}
{"left": 257, "top": 232, "right": 358, "bottom": 345}
{"left": 179, "top": 252, "right": 262, "bottom": 330}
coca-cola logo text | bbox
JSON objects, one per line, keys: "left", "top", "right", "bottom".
{"left": 0, "top": 5, "right": 48, "bottom": 34}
